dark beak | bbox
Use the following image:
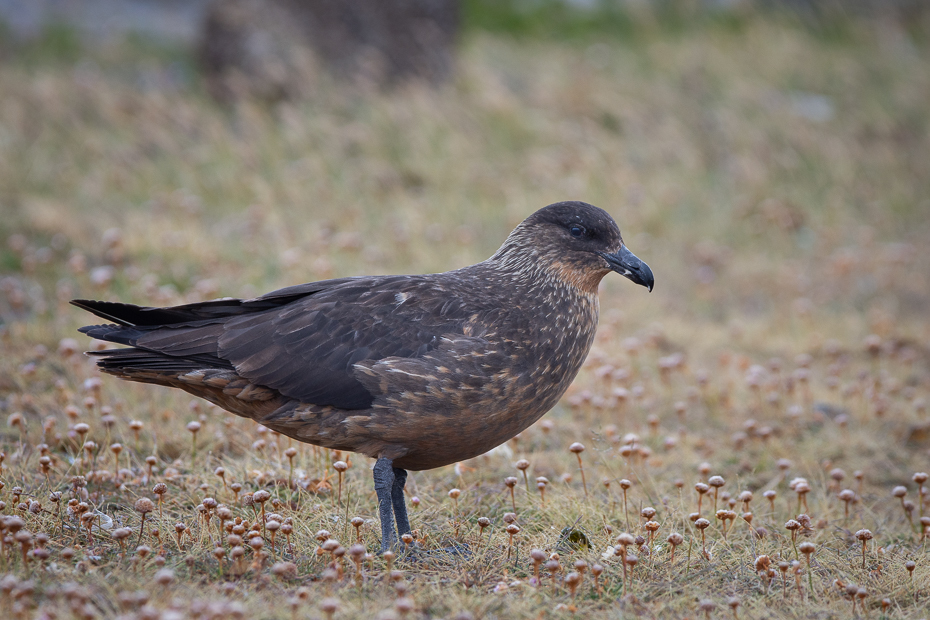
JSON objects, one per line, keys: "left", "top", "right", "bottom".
{"left": 599, "top": 246, "right": 654, "bottom": 292}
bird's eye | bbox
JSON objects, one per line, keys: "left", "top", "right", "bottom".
{"left": 569, "top": 225, "right": 585, "bottom": 238}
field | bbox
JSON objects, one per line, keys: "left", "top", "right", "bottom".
{"left": 1, "top": 5, "right": 930, "bottom": 618}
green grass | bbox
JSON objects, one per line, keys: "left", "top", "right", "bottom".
{"left": 1, "top": 7, "right": 929, "bottom": 619}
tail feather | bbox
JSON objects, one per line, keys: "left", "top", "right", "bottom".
{"left": 73, "top": 299, "right": 237, "bottom": 373}
{"left": 72, "top": 297, "right": 288, "bottom": 418}
{"left": 70, "top": 298, "right": 248, "bottom": 327}
{"left": 78, "top": 323, "right": 146, "bottom": 346}
{"left": 91, "top": 348, "right": 202, "bottom": 372}
{"left": 90, "top": 347, "right": 233, "bottom": 372}
{"left": 70, "top": 289, "right": 318, "bottom": 329}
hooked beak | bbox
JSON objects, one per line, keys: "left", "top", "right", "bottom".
{"left": 599, "top": 246, "right": 654, "bottom": 292}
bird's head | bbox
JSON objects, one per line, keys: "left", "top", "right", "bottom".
{"left": 494, "top": 201, "right": 654, "bottom": 294}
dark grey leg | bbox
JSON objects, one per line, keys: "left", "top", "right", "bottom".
{"left": 373, "top": 457, "right": 397, "bottom": 552}
{"left": 392, "top": 467, "right": 411, "bottom": 537}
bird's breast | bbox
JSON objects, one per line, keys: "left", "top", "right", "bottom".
{"left": 349, "top": 284, "right": 600, "bottom": 469}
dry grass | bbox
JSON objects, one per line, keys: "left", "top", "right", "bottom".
{"left": 1, "top": 12, "right": 929, "bottom": 619}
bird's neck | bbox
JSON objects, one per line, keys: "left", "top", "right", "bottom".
{"left": 488, "top": 242, "right": 607, "bottom": 296}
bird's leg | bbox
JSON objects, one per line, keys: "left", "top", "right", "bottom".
{"left": 373, "top": 457, "right": 398, "bottom": 553}
{"left": 392, "top": 467, "right": 411, "bottom": 538}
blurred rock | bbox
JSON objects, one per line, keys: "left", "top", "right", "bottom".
{"left": 198, "top": 0, "right": 459, "bottom": 102}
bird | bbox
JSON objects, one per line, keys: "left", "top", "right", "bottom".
{"left": 72, "top": 200, "right": 654, "bottom": 552}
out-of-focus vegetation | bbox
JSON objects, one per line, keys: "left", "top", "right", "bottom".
{"left": 463, "top": 0, "right": 930, "bottom": 42}
{"left": 0, "top": 3, "right": 928, "bottom": 618}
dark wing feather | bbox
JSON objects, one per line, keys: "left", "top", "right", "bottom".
{"left": 76, "top": 275, "right": 476, "bottom": 411}
{"left": 213, "top": 275, "right": 472, "bottom": 409}
{"left": 71, "top": 281, "right": 334, "bottom": 327}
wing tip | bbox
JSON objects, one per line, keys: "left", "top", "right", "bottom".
{"left": 71, "top": 299, "right": 136, "bottom": 326}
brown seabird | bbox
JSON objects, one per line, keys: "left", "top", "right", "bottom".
{"left": 73, "top": 200, "right": 654, "bottom": 551}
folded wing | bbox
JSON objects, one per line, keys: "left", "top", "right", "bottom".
{"left": 74, "top": 275, "right": 475, "bottom": 410}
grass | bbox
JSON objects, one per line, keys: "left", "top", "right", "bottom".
{"left": 1, "top": 7, "right": 929, "bottom": 619}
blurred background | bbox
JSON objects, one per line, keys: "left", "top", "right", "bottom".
{"left": 1, "top": 0, "right": 928, "bottom": 359}
{"left": 0, "top": 5, "right": 928, "bottom": 614}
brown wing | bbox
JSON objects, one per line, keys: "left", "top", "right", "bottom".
{"left": 74, "top": 275, "right": 477, "bottom": 410}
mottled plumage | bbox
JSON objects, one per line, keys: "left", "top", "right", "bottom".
{"left": 74, "top": 200, "right": 653, "bottom": 550}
